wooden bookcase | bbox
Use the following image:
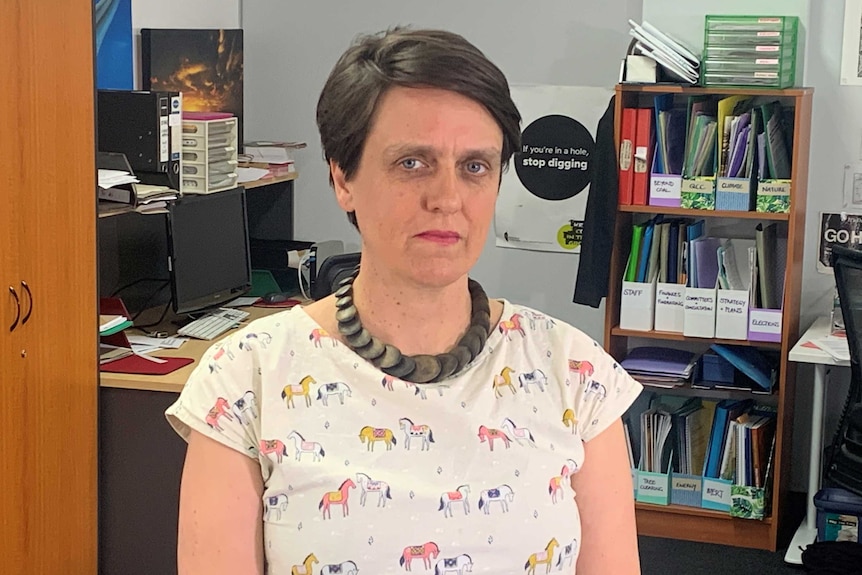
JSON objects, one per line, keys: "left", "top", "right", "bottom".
{"left": 604, "top": 84, "right": 813, "bottom": 551}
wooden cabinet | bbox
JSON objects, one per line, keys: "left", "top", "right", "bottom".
{"left": 0, "top": 1, "right": 98, "bottom": 573}
{"left": 605, "top": 84, "right": 812, "bottom": 551}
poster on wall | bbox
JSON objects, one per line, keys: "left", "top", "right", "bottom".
{"left": 495, "top": 85, "right": 612, "bottom": 253}
{"left": 94, "top": 0, "right": 133, "bottom": 90}
{"left": 841, "top": 0, "right": 862, "bottom": 86}
{"left": 818, "top": 212, "right": 862, "bottom": 273}
{"left": 141, "top": 29, "right": 245, "bottom": 148}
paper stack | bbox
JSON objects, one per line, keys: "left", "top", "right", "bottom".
{"left": 621, "top": 346, "right": 699, "bottom": 388}
{"left": 628, "top": 20, "right": 700, "bottom": 84}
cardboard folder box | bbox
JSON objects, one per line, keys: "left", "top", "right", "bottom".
{"left": 620, "top": 280, "right": 656, "bottom": 331}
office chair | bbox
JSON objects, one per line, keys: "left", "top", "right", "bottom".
{"left": 311, "top": 252, "right": 361, "bottom": 301}
{"left": 825, "top": 245, "right": 862, "bottom": 497}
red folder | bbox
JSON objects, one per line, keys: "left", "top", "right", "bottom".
{"left": 99, "top": 297, "right": 194, "bottom": 376}
{"left": 632, "top": 107, "right": 654, "bottom": 206}
{"left": 618, "top": 107, "right": 636, "bottom": 205}
{"left": 100, "top": 354, "right": 194, "bottom": 375}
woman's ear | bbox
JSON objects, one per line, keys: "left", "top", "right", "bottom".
{"left": 330, "top": 159, "right": 355, "bottom": 213}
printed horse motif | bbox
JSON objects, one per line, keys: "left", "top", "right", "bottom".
{"left": 478, "top": 484, "right": 515, "bottom": 514}
{"left": 291, "top": 553, "right": 318, "bottom": 575}
{"left": 239, "top": 331, "right": 272, "bottom": 351}
{"left": 477, "top": 425, "right": 511, "bottom": 451}
{"left": 287, "top": 430, "right": 325, "bottom": 462}
{"left": 523, "top": 310, "right": 556, "bottom": 330}
{"left": 320, "top": 560, "right": 359, "bottom": 575}
{"left": 518, "top": 369, "right": 547, "bottom": 393}
{"left": 410, "top": 382, "right": 446, "bottom": 400}
{"left": 319, "top": 478, "right": 356, "bottom": 519}
{"left": 399, "top": 417, "right": 435, "bottom": 451}
{"left": 281, "top": 375, "right": 317, "bottom": 408}
{"left": 232, "top": 390, "right": 258, "bottom": 425}
{"left": 524, "top": 538, "right": 558, "bottom": 575}
{"left": 434, "top": 553, "right": 473, "bottom": 575}
{"left": 549, "top": 459, "right": 579, "bottom": 504}
{"left": 399, "top": 541, "right": 440, "bottom": 571}
{"left": 204, "top": 397, "right": 233, "bottom": 431}
{"left": 438, "top": 485, "right": 470, "bottom": 518}
{"left": 500, "top": 417, "right": 536, "bottom": 447}
{"left": 358, "top": 426, "right": 397, "bottom": 451}
{"left": 584, "top": 379, "right": 607, "bottom": 401}
{"left": 568, "top": 359, "right": 595, "bottom": 385}
{"left": 555, "top": 537, "right": 578, "bottom": 571}
{"left": 316, "top": 381, "right": 352, "bottom": 406}
{"left": 492, "top": 366, "right": 517, "bottom": 397}
{"left": 263, "top": 492, "right": 288, "bottom": 521}
{"left": 356, "top": 472, "right": 392, "bottom": 508}
{"left": 209, "top": 344, "right": 234, "bottom": 372}
{"left": 259, "top": 439, "right": 288, "bottom": 464}
{"left": 498, "top": 313, "right": 526, "bottom": 340}
{"left": 309, "top": 328, "right": 336, "bottom": 347}
{"left": 562, "top": 408, "right": 577, "bottom": 433}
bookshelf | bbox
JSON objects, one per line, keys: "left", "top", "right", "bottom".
{"left": 606, "top": 83, "right": 813, "bottom": 551}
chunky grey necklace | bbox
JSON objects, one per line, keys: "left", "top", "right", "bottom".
{"left": 334, "top": 269, "right": 491, "bottom": 384}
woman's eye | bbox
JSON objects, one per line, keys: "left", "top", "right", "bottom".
{"left": 466, "top": 161, "right": 487, "bottom": 174}
{"left": 400, "top": 158, "right": 422, "bottom": 169}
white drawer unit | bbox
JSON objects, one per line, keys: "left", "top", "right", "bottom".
{"left": 181, "top": 112, "right": 239, "bottom": 194}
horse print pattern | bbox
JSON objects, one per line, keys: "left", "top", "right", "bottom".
{"left": 166, "top": 300, "right": 643, "bottom": 574}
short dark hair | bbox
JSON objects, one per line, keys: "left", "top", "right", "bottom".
{"left": 316, "top": 27, "right": 522, "bottom": 228}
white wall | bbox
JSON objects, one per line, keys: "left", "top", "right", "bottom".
{"left": 241, "top": 0, "right": 643, "bottom": 342}
{"left": 644, "top": 0, "right": 862, "bottom": 491}
{"left": 130, "top": 0, "right": 241, "bottom": 88}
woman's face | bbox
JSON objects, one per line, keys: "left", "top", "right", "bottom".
{"left": 331, "top": 86, "right": 503, "bottom": 288}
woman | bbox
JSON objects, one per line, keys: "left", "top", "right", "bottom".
{"left": 167, "top": 27, "right": 642, "bottom": 574}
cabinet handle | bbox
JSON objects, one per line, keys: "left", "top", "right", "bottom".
{"left": 20, "top": 281, "right": 32, "bottom": 325}
{"left": 8, "top": 286, "right": 20, "bottom": 332}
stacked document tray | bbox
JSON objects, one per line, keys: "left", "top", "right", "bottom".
{"left": 181, "top": 112, "right": 239, "bottom": 194}
{"left": 701, "top": 16, "right": 798, "bottom": 88}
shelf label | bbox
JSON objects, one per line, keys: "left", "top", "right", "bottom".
{"left": 650, "top": 175, "right": 682, "bottom": 207}
{"left": 637, "top": 471, "right": 670, "bottom": 506}
{"left": 702, "top": 478, "right": 733, "bottom": 511}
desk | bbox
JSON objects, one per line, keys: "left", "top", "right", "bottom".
{"left": 784, "top": 316, "right": 850, "bottom": 564}
{"left": 98, "top": 305, "right": 291, "bottom": 575}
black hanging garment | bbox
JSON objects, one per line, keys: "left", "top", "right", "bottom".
{"left": 573, "top": 95, "right": 617, "bottom": 308}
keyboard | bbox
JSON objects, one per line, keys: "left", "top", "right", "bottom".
{"left": 177, "top": 308, "right": 250, "bottom": 340}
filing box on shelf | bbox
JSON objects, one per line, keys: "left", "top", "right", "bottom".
{"left": 181, "top": 112, "right": 239, "bottom": 194}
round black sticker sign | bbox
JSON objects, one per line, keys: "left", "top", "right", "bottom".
{"left": 514, "top": 114, "right": 595, "bottom": 201}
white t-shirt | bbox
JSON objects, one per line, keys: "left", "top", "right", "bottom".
{"left": 166, "top": 300, "right": 642, "bottom": 574}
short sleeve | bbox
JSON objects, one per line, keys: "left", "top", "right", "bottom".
{"left": 165, "top": 331, "right": 261, "bottom": 460}
{"left": 569, "top": 338, "right": 643, "bottom": 443}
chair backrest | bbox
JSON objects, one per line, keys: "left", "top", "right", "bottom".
{"left": 311, "top": 252, "right": 361, "bottom": 300}
{"left": 826, "top": 245, "right": 862, "bottom": 494}
{"left": 831, "top": 245, "right": 862, "bottom": 391}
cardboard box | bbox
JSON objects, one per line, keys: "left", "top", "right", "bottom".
{"left": 756, "top": 180, "right": 791, "bottom": 213}
{"left": 748, "top": 307, "right": 782, "bottom": 342}
{"left": 681, "top": 177, "right": 715, "bottom": 210}
{"left": 655, "top": 283, "right": 686, "bottom": 332}
{"left": 684, "top": 287, "right": 717, "bottom": 338}
{"left": 702, "top": 477, "right": 733, "bottom": 512}
{"left": 671, "top": 474, "right": 704, "bottom": 508}
{"left": 620, "top": 280, "right": 656, "bottom": 331}
{"left": 716, "top": 176, "right": 754, "bottom": 211}
{"left": 715, "top": 289, "right": 750, "bottom": 340}
{"left": 637, "top": 471, "right": 671, "bottom": 506}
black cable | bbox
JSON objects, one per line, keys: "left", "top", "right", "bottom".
{"left": 133, "top": 299, "right": 173, "bottom": 330}
{"left": 129, "top": 280, "right": 171, "bottom": 322}
{"left": 110, "top": 277, "right": 171, "bottom": 297}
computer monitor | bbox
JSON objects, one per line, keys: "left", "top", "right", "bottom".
{"left": 166, "top": 188, "right": 252, "bottom": 314}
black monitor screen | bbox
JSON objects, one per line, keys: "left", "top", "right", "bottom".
{"left": 167, "top": 188, "right": 251, "bottom": 314}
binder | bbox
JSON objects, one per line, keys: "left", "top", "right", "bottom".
{"left": 98, "top": 89, "right": 183, "bottom": 190}
{"left": 619, "top": 107, "right": 637, "bottom": 205}
{"left": 632, "top": 108, "right": 654, "bottom": 205}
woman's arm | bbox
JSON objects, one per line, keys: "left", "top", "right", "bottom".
{"left": 571, "top": 418, "right": 641, "bottom": 574}
{"left": 177, "top": 430, "right": 265, "bottom": 574}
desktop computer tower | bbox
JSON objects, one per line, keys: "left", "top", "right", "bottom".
{"left": 97, "top": 89, "right": 183, "bottom": 190}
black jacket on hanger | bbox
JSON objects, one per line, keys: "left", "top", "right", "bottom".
{"left": 573, "top": 95, "right": 618, "bottom": 308}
